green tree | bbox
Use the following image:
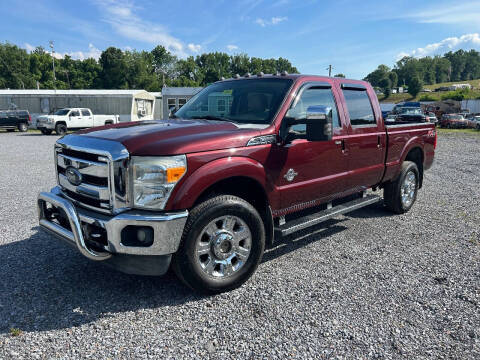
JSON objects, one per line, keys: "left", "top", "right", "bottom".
{"left": 408, "top": 76, "right": 423, "bottom": 97}
{"left": 99, "top": 47, "right": 127, "bottom": 88}
{"left": 388, "top": 71, "right": 398, "bottom": 88}
{"left": 379, "top": 77, "right": 392, "bottom": 98}
{"left": 334, "top": 73, "right": 345, "bottom": 78}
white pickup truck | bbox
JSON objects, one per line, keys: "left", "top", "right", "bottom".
{"left": 36, "top": 108, "right": 120, "bottom": 135}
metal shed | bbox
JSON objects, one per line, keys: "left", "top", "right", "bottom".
{"left": 162, "top": 87, "right": 203, "bottom": 119}
{"left": 0, "top": 89, "right": 157, "bottom": 126}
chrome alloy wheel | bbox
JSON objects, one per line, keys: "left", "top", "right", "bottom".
{"left": 401, "top": 170, "right": 417, "bottom": 208}
{"left": 195, "top": 215, "right": 252, "bottom": 278}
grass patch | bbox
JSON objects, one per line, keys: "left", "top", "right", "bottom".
{"left": 9, "top": 328, "right": 22, "bottom": 337}
{"left": 437, "top": 128, "right": 480, "bottom": 136}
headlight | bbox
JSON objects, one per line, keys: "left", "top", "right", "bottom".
{"left": 131, "top": 155, "right": 187, "bottom": 210}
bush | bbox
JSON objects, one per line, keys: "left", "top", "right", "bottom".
{"left": 440, "top": 89, "right": 472, "bottom": 101}
{"left": 418, "top": 94, "right": 437, "bottom": 101}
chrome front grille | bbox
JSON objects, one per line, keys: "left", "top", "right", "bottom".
{"left": 56, "top": 149, "right": 112, "bottom": 212}
{"left": 54, "top": 135, "right": 130, "bottom": 214}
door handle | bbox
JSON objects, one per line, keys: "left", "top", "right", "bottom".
{"left": 377, "top": 136, "right": 381, "bottom": 148}
{"left": 335, "top": 139, "right": 346, "bottom": 153}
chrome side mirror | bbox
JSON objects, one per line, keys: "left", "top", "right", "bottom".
{"left": 305, "top": 105, "right": 333, "bottom": 141}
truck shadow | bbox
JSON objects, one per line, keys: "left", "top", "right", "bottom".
{"left": 0, "top": 229, "right": 198, "bottom": 334}
{"left": 0, "top": 203, "right": 388, "bottom": 334}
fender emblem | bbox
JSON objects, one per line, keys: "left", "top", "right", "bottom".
{"left": 284, "top": 168, "right": 298, "bottom": 182}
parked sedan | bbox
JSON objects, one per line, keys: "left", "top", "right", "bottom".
{"left": 465, "top": 115, "right": 480, "bottom": 129}
{"left": 440, "top": 114, "right": 468, "bottom": 129}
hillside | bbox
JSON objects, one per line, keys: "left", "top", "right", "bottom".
{"left": 378, "top": 78, "right": 480, "bottom": 103}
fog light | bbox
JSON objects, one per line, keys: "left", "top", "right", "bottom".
{"left": 121, "top": 226, "right": 154, "bottom": 247}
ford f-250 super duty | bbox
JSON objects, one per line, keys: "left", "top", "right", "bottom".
{"left": 37, "top": 74, "right": 436, "bottom": 293}
{"left": 36, "top": 108, "right": 119, "bottom": 135}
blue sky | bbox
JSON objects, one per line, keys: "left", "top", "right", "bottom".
{"left": 2, "top": 0, "right": 480, "bottom": 79}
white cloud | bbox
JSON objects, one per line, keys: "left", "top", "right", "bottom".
{"left": 187, "top": 43, "right": 201, "bottom": 53}
{"left": 24, "top": 43, "right": 35, "bottom": 52}
{"left": 67, "top": 43, "right": 103, "bottom": 60}
{"left": 226, "top": 44, "right": 239, "bottom": 52}
{"left": 25, "top": 43, "right": 103, "bottom": 60}
{"left": 255, "top": 16, "right": 287, "bottom": 27}
{"left": 271, "top": 16, "right": 287, "bottom": 25}
{"left": 397, "top": 33, "right": 480, "bottom": 60}
{"left": 407, "top": 2, "right": 480, "bottom": 24}
{"left": 95, "top": 0, "right": 197, "bottom": 56}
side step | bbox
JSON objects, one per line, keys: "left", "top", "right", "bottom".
{"left": 275, "top": 194, "right": 382, "bottom": 237}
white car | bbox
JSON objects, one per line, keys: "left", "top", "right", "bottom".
{"left": 36, "top": 108, "right": 119, "bottom": 135}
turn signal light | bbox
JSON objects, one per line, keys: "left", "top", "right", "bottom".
{"left": 167, "top": 167, "right": 186, "bottom": 183}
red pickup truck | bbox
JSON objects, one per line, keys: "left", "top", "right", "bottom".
{"left": 38, "top": 74, "right": 436, "bottom": 293}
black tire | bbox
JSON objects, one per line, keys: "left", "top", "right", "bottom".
{"left": 104, "top": 121, "right": 113, "bottom": 126}
{"left": 446, "top": 123, "right": 451, "bottom": 129}
{"left": 384, "top": 161, "right": 419, "bottom": 214}
{"left": 55, "top": 123, "right": 67, "bottom": 136}
{"left": 18, "top": 123, "right": 28, "bottom": 132}
{"left": 172, "top": 195, "right": 265, "bottom": 294}
{"left": 40, "top": 129, "right": 52, "bottom": 135}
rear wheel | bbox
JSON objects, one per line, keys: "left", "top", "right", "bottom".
{"left": 40, "top": 129, "right": 52, "bottom": 135}
{"left": 384, "top": 161, "right": 419, "bottom": 214}
{"left": 172, "top": 195, "right": 265, "bottom": 294}
{"left": 55, "top": 123, "right": 67, "bottom": 136}
{"left": 18, "top": 123, "right": 28, "bottom": 132}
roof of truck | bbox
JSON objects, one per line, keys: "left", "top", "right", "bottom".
{"left": 216, "top": 73, "right": 367, "bottom": 84}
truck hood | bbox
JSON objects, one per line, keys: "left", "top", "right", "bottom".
{"left": 75, "top": 119, "right": 263, "bottom": 155}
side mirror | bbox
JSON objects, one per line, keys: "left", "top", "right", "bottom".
{"left": 305, "top": 105, "right": 333, "bottom": 141}
{"left": 169, "top": 106, "right": 177, "bottom": 118}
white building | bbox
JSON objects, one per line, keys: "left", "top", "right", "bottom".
{"left": 0, "top": 89, "right": 157, "bottom": 127}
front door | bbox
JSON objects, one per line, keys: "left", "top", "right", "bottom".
{"left": 267, "top": 83, "right": 350, "bottom": 214}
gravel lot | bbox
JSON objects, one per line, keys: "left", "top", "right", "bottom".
{"left": 0, "top": 130, "right": 479, "bottom": 359}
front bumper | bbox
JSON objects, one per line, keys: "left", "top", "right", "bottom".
{"left": 38, "top": 186, "right": 188, "bottom": 275}
{"left": 36, "top": 121, "right": 55, "bottom": 130}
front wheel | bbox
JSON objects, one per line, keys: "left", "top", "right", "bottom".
{"left": 55, "top": 123, "right": 67, "bottom": 136}
{"left": 384, "top": 161, "right": 419, "bottom": 214}
{"left": 172, "top": 195, "right": 265, "bottom": 294}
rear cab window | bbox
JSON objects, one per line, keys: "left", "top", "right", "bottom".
{"left": 341, "top": 85, "right": 377, "bottom": 127}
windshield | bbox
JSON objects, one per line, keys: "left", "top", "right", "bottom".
{"left": 174, "top": 78, "right": 293, "bottom": 126}
{"left": 451, "top": 115, "right": 463, "bottom": 120}
{"left": 400, "top": 107, "right": 423, "bottom": 115}
{"left": 54, "top": 109, "right": 70, "bottom": 115}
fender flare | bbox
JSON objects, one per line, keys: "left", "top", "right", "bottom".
{"left": 168, "top": 156, "right": 268, "bottom": 210}
{"left": 393, "top": 136, "right": 425, "bottom": 180}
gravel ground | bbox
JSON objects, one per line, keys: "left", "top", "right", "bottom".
{"left": 0, "top": 130, "right": 479, "bottom": 359}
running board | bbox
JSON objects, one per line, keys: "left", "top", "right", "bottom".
{"left": 275, "top": 195, "right": 382, "bottom": 237}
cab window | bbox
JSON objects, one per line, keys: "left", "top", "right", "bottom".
{"left": 342, "top": 89, "right": 376, "bottom": 126}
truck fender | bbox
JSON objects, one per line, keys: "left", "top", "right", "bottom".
{"left": 393, "top": 136, "right": 425, "bottom": 182}
{"left": 169, "top": 156, "right": 268, "bottom": 210}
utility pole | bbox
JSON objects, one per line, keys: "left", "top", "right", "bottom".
{"left": 326, "top": 65, "right": 333, "bottom": 77}
{"left": 49, "top": 40, "right": 56, "bottom": 89}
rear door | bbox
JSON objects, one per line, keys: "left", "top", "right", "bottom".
{"left": 339, "top": 83, "right": 386, "bottom": 191}
{"left": 81, "top": 109, "right": 94, "bottom": 127}
{"left": 269, "top": 81, "right": 351, "bottom": 211}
